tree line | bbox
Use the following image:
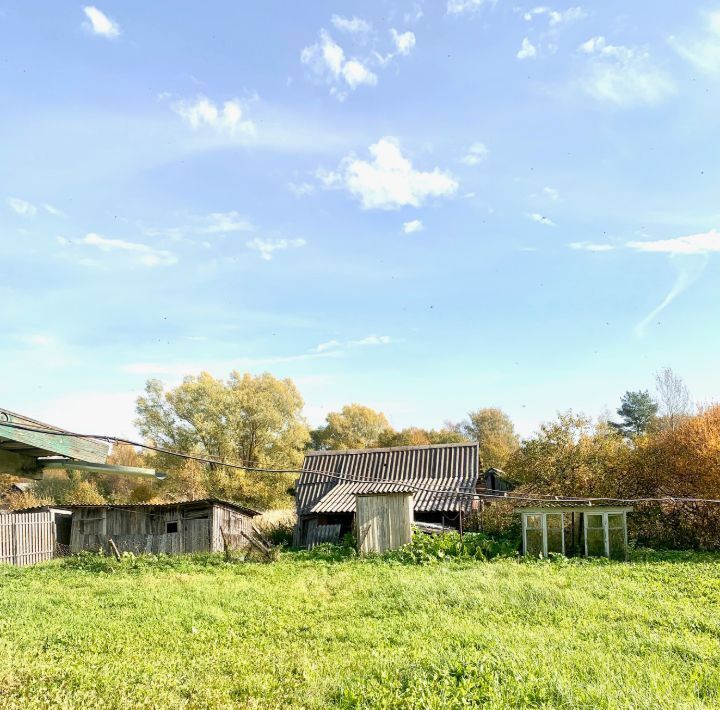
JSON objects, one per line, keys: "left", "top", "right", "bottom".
{"left": 6, "top": 366, "right": 720, "bottom": 548}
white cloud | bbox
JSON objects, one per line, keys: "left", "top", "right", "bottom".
{"left": 331, "top": 15, "right": 372, "bottom": 34}
{"left": 543, "top": 186, "right": 560, "bottom": 200}
{"left": 530, "top": 213, "right": 555, "bottom": 226}
{"left": 246, "top": 237, "right": 306, "bottom": 260}
{"left": 569, "top": 241, "right": 614, "bottom": 251}
{"left": 525, "top": 6, "right": 585, "bottom": 26}
{"left": 78, "top": 233, "right": 177, "bottom": 267}
{"left": 402, "top": 219, "right": 424, "bottom": 234}
{"left": 670, "top": 11, "right": 720, "bottom": 76}
{"left": 461, "top": 142, "right": 489, "bottom": 166}
{"left": 447, "top": 0, "right": 493, "bottom": 15}
{"left": 202, "top": 211, "right": 254, "bottom": 234}
{"left": 82, "top": 6, "right": 120, "bottom": 38}
{"left": 391, "top": 29, "right": 416, "bottom": 56}
{"left": 301, "top": 30, "right": 377, "bottom": 99}
{"left": 288, "top": 181, "right": 316, "bottom": 197}
{"left": 578, "top": 37, "right": 674, "bottom": 105}
{"left": 323, "top": 137, "right": 458, "bottom": 210}
{"left": 517, "top": 37, "right": 537, "bottom": 60}
{"left": 43, "top": 203, "right": 66, "bottom": 217}
{"left": 627, "top": 229, "right": 720, "bottom": 255}
{"left": 18, "top": 334, "right": 54, "bottom": 347}
{"left": 312, "top": 334, "right": 393, "bottom": 353}
{"left": 7, "top": 197, "right": 37, "bottom": 217}
{"left": 172, "top": 96, "right": 256, "bottom": 137}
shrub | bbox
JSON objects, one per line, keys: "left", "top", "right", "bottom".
{"left": 385, "top": 530, "right": 518, "bottom": 564}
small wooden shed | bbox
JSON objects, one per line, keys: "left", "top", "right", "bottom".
{"left": 520, "top": 504, "right": 632, "bottom": 560}
{"left": 67, "top": 499, "right": 260, "bottom": 555}
{"left": 356, "top": 491, "right": 414, "bottom": 554}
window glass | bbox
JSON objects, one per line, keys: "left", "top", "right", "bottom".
{"left": 546, "top": 513, "right": 563, "bottom": 554}
{"left": 525, "top": 514, "right": 542, "bottom": 529}
{"left": 586, "top": 527, "right": 605, "bottom": 557}
{"left": 525, "top": 528, "right": 543, "bottom": 556}
{"left": 586, "top": 513, "right": 603, "bottom": 529}
{"left": 608, "top": 513, "right": 624, "bottom": 528}
{"left": 609, "top": 526, "right": 626, "bottom": 560}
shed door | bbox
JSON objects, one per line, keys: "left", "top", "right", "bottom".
{"left": 183, "top": 517, "right": 209, "bottom": 552}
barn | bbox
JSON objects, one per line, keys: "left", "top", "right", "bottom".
{"left": 66, "top": 499, "right": 260, "bottom": 555}
{"left": 293, "top": 442, "right": 481, "bottom": 547}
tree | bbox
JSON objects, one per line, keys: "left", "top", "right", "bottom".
{"left": 506, "top": 411, "right": 628, "bottom": 497}
{"left": 655, "top": 367, "right": 692, "bottom": 432}
{"left": 312, "top": 404, "right": 392, "bottom": 450}
{"left": 377, "top": 427, "right": 467, "bottom": 448}
{"left": 135, "top": 371, "right": 310, "bottom": 508}
{"left": 612, "top": 390, "right": 658, "bottom": 438}
{"left": 455, "top": 408, "right": 519, "bottom": 469}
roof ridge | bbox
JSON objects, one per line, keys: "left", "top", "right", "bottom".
{"left": 304, "top": 441, "right": 478, "bottom": 456}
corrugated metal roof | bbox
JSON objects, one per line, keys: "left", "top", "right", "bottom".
{"left": 296, "top": 442, "right": 478, "bottom": 515}
{"left": 48, "top": 498, "right": 261, "bottom": 516}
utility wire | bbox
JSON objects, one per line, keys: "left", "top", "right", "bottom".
{"left": 4, "top": 420, "right": 720, "bottom": 506}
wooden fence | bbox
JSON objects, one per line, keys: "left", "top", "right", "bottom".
{"left": 0, "top": 510, "right": 57, "bottom": 566}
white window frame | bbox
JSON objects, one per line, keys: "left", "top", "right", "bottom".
{"left": 583, "top": 511, "right": 627, "bottom": 559}
{"left": 522, "top": 512, "right": 565, "bottom": 557}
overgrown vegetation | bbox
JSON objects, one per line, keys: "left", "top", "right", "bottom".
{"left": 1, "top": 551, "right": 719, "bottom": 708}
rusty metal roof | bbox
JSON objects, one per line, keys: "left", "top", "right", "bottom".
{"left": 296, "top": 443, "right": 479, "bottom": 515}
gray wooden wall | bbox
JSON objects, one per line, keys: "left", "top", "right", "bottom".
{"left": 0, "top": 510, "right": 56, "bottom": 566}
{"left": 356, "top": 493, "right": 414, "bottom": 554}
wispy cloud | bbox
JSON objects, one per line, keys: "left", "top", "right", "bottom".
{"left": 524, "top": 6, "right": 586, "bottom": 26}
{"left": 82, "top": 6, "right": 120, "bottom": 38}
{"left": 569, "top": 241, "right": 614, "bottom": 251}
{"left": 627, "top": 229, "right": 720, "bottom": 255}
{"left": 312, "top": 334, "right": 393, "bottom": 353}
{"left": 530, "top": 213, "right": 555, "bottom": 226}
{"left": 402, "top": 219, "right": 424, "bottom": 234}
{"left": 447, "top": 0, "right": 494, "bottom": 15}
{"left": 246, "top": 237, "right": 306, "bottom": 260}
{"left": 172, "top": 96, "right": 256, "bottom": 137}
{"left": 75, "top": 233, "right": 178, "bottom": 267}
{"left": 543, "top": 186, "right": 560, "bottom": 201}
{"left": 7, "top": 197, "right": 37, "bottom": 217}
{"left": 202, "top": 211, "right": 254, "bottom": 234}
{"left": 670, "top": 10, "right": 720, "bottom": 76}
{"left": 43, "top": 203, "right": 67, "bottom": 217}
{"left": 577, "top": 36, "right": 674, "bottom": 106}
{"left": 331, "top": 15, "right": 372, "bottom": 34}
{"left": 319, "top": 136, "right": 458, "bottom": 210}
{"left": 460, "top": 142, "right": 489, "bottom": 166}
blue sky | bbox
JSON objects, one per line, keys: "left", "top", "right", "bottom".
{"left": 2, "top": 1, "right": 720, "bottom": 438}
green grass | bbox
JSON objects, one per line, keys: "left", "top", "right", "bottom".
{"left": 1, "top": 551, "right": 720, "bottom": 708}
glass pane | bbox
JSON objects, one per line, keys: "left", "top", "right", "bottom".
{"left": 547, "top": 528, "right": 563, "bottom": 554}
{"left": 609, "top": 526, "right": 626, "bottom": 560}
{"left": 587, "top": 513, "right": 604, "bottom": 529}
{"left": 546, "top": 513, "right": 562, "bottom": 529}
{"left": 526, "top": 529, "right": 543, "bottom": 556}
{"left": 526, "top": 514, "right": 542, "bottom": 529}
{"left": 608, "top": 513, "right": 623, "bottom": 529}
{"left": 586, "top": 528, "right": 605, "bottom": 557}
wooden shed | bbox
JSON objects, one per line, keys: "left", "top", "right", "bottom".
{"left": 67, "top": 499, "right": 260, "bottom": 555}
{"left": 356, "top": 491, "right": 414, "bottom": 554}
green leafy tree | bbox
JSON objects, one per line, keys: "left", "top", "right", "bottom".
{"left": 455, "top": 408, "right": 519, "bottom": 469}
{"left": 312, "top": 404, "right": 392, "bottom": 450}
{"left": 612, "top": 390, "right": 658, "bottom": 437}
{"left": 377, "top": 427, "right": 467, "bottom": 448}
{"left": 135, "top": 371, "right": 310, "bottom": 508}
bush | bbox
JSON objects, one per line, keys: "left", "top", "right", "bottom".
{"left": 385, "top": 530, "right": 518, "bottom": 564}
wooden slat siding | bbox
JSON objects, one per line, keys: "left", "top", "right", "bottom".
{"left": 0, "top": 410, "right": 108, "bottom": 464}
{"left": 306, "top": 524, "right": 341, "bottom": 548}
{"left": 356, "top": 493, "right": 413, "bottom": 555}
{"left": 212, "top": 503, "right": 255, "bottom": 552}
{"left": 296, "top": 442, "right": 479, "bottom": 517}
{"left": 0, "top": 511, "right": 56, "bottom": 566}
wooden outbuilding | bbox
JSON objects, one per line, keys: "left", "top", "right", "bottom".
{"left": 294, "top": 442, "right": 480, "bottom": 548}
{"left": 67, "top": 499, "right": 260, "bottom": 555}
{"left": 520, "top": 503, "right": 632, "bottom": 560}
{"left": 356, "top": 491, "right": 414, "bottom": 554}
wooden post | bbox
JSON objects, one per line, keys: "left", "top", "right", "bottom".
{"left": 108, "top": 538, "right": 121, "bottom": 561}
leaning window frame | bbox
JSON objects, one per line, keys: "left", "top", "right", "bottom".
{"left": 583, "top": 510, "right": 628, "bottom": 559}
{"left": 522, "top": 511, "right": 565, "bottom": 557}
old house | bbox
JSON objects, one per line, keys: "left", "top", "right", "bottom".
{"left": 294, "top": 442, "right": 481, "bottom": 547}
{"left": 67, "top": 499, "right": 260, "bottom": 555}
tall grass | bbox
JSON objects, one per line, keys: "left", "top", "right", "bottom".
{"left": 1, "top": 550, "right": 719, "bottom": 708}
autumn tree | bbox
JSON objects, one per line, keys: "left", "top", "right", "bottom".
{"left": 454, "top": 408, "right": 519, "bottom": 469}
{"left": 135, "top": 371, "right": 310, "bottom": 509}
{"left": 377, "top": 426, "right": 467, "bottom": 448}
{"left": 655, "top": 367, "right": 692, "bottom": 432}
{"left": 612, "top": 390, "right": 658, "bottom": 438}
{"left": 311, "top": 404, "right": 392, "bottom": 450}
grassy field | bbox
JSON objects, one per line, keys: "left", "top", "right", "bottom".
{"left": 1, "top": 550, "right": 720, "bottom": 708}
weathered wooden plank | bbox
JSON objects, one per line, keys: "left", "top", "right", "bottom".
{"left": 0, "top": 410, "right": 108, "bottom": 464}
{"left": 356, "top": 492, "right": 413, "bottom": 554}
